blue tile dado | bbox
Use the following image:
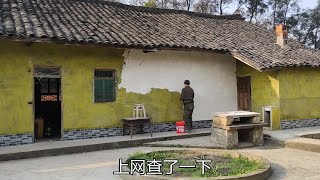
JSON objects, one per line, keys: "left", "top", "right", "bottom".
{"left": 281, "top": 118, "right": 320, "bottom": 129}
{"left": 63, "top": 120, "right": 212, "bottom": 141}
{"left": 0, "top": 120, "right": 213, "bottom": 146}
{"left": 0, "top": 133, "right": 33, "bottom": 147}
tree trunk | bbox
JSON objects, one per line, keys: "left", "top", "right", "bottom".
{"left": 186, "top": 0, "right": 190, "bottom": 11}
{"left": 220, "top": 0, "right": 223, "bottom": 15}
{"left": 273, "top": 2, "right": 277, "bottom": 29}
{"left": 283, "top": 2, "right": 290, "bottom": 25}
{"left": 315, "top": 29, "right": 318, "bottom": 49}
{"left": 249, "top": 5, "right": 257, "bottom": 24}
{"left": 303, "top": 27, "right": 313, "bottom": 44}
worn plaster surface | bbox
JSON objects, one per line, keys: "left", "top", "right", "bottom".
{"left": 0, "top": 40, "right": 239, "bottom": 135}
{"left": 0, "top": 41, "right": 182, "bottom": 135}
{"left": 120, "top": 49, "right": 238, "bottom": 120}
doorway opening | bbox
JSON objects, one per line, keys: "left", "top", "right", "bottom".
{"left": 262, "top": 106, "right": 278, "bottom": 130}
{"left": 34, "top": 67, "right": 61, "bottom": 141}
{"left": 263, "top": 110, "right": 271, "bottom": 127}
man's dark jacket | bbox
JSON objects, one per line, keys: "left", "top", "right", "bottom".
{"left": 180, "top": 86, "right": 194, "bottom": 104}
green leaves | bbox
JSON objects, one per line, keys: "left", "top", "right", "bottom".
{"left": 286, "top": 1, "right": 320, "bottom": 49}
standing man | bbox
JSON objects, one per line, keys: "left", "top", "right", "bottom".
{"left": 180, "top": 80, "right": 194, "bottom": 133}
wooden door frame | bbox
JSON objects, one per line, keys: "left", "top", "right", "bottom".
{"left": 33, "top": 66, "right": 63, "bottom": 141}
{"left": 237, "top": 76, "right": 252, "bottom": 111}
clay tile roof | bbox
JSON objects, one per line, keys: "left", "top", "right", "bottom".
{"left": 1, "top": 0, "right": 320, "bottom": 71}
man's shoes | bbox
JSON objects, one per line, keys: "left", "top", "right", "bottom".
{"left": 186, "top": 129, "right": 193, "bottom": 133}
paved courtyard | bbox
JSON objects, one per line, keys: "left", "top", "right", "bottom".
{"left": 0, "top": 144, "right": 320, "bottom": 180}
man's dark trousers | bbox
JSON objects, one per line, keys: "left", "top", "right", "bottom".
{"left": 183, "top": 102, "right": 194, "bottom": 131}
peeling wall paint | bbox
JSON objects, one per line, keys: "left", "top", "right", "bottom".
{"left": 0, "top": 40, "right": 127, "bottom": 134}
{"left": 0, "top": 41, "right": 183, "bottom": 134}
{"left": 2, "top": 41, "right": 231, "bottom": 134}
{"left": 119, "top": 49, "right": 238, "bottom": 120}
{"left": 0, "top": 40, "right": 239, "bottom": 135}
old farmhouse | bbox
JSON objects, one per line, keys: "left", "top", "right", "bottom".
{"left": 0, "top": 0, "right": 319, "bottom": 146}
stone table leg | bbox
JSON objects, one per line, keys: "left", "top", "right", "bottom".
{"left": 149, "top": 122, "right": 152, "bottom": 137}
{"left": 252, "top": 127, "right": 264, "bottom": 146}
{"left": 211, "top": 128, "right": 239, "bottom": 149}
{"left": 122, "top": 123, "right": 126, "bottom": 136}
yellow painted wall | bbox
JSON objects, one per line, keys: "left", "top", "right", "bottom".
{"left": 0, "top": 40, "right": 182, "bottom": 135}
{"left": 236, "top": 62, "right": 281, "bottom": 129}
{"left": 279, "top": 68, "right": 320, "bottom": 120}
{"left": 236, "top": 62, "right": 280, "bottom": 113}
{"left": 270, "top": 106, "right": 280, "bottom": 130}
{"left": 0, "top": 41, "right": 34, "bottom": 134}
{"left": 237, "top": 62, "right": 320, "bottom": 129}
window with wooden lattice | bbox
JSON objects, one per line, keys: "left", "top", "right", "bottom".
{"left": 94, "top": 70, "right": 116, "bottom": 102}
{"left": 40, "top": 78, "right": 61, "bottom": 102}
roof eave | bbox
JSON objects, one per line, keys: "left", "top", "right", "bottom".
{"left": 230, "top": 52, "right": 264, "bottom": 72}
{"left": 0, "top": 36, "right": 229, "bottom": 54}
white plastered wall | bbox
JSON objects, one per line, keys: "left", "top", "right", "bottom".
{"left": 119, "top": 49, "right": 238, "bottom": 120}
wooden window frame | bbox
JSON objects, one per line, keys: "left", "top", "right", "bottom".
{"left": 93, "top": 69, "right": 116, "bottom": 103}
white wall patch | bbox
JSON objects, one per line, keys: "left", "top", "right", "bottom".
{"left": 119, "top": 49, "right": 237, "bottom": 120}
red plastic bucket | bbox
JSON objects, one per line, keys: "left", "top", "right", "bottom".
{"left": 176, "top": 121, "right": 185, "bottom": 134}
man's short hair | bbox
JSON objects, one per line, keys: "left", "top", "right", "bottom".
{"left": 184, "top": 80, "right": 190, "bottom": 85}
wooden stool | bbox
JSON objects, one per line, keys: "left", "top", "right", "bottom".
{"left": 133, "top": 104, "right": 146, "bottom": 118}
{"left": 122, "top": 117, "right": 152, "bottom": 139}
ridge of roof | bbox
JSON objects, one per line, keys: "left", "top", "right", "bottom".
{"left": 81, "top": 0, "right": 245, "bottom": 20}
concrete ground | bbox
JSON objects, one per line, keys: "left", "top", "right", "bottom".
{"left": 239, "top": 146, "right": 320, "bottom": 180}
{"left": 1, "top": 127, "right": 320, "bottom": 179}
{"left": 146, "top": 127, "right": 320, "bottom": 153}
{"left": 0, "top": 129, "right": 211, "bottom": 162}
{"left": 145, "top": 136, "right": 221, "bottom": 148}
{"left": 0, "top": 145, "right": 320, "bottom": 180}
{"left": 265, "top": 127, "right": 320, "bottom": 153}
{"left": 264, "top": 127, "right": 320, "bottom": 141}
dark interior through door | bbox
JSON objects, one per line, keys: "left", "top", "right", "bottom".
{"left": 34, "top": 77, "right": 61, "bottom": 140}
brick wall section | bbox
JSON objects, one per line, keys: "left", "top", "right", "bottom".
{"left": 281, "top": 118, "right": 320, "bottom": 129}
{"left": 0, "top": 133, "right": 33, "bottom": 147}
{"left": 0, "top": 120, "right": 213, "bottom": 146}
{"left": 63, "top": 127, "right": 123, "bottom": 141}
{"left": 63, "top": 120, "right": 213, "bottom": 141}
{"left": 2, "top": 119, "right": 319, "bottom": 146}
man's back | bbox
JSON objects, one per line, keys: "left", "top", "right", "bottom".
{"left": 180, "top": 81, "right": 195, "bottom": 133}
{"left": 181, "top": 86, "right": 194, "bottom": 104}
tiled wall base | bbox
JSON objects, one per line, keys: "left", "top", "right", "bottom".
{"left": 63, "top": 120, "right": 212, "bottom": 141}
{"left": 193, "top": 120, "right": 212, "bottom": 129}
{"left": 281, "top": 118, "right": 320, "bottom": 129}
{"left": 0, "top": 133, "right": 33, "bottom": 147}
{"left": 63, "top": 127, "right": 123, "bottom": 140}
{"left": 0, "top": 120, "right": 213, "bottom": 145}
